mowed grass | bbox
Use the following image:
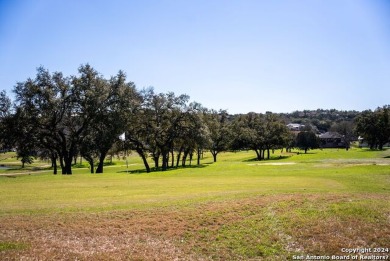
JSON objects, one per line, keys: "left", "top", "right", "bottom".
{"left": 0, "top": 148, "right": 389, "bottom": 260}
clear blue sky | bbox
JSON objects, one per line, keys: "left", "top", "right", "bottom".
{"left": 1, "top": 0, "right": 389, "bottom": 114}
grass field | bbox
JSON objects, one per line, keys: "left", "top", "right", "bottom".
{"left": 0, "top": 148, "right": 389, "bottom": 260}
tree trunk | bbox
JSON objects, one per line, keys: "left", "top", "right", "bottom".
{"left": 255, "top": 149, "right": 261, "bottom": 160}
{"left": 95, "top": 150, "right": 108, "bottom": 173}
{"left": 53, "top": 163, "right": 57, "bottom": 174}
{"left": 189, "top": 152, "right": 193, "bottom": 166}
{"left": 162, "top": 152, "right": 168, "bottom": 171}
{"left": 59, "top": 155, "right": 65, "bottom": 174}
{"left": 89, "top": 160, "right": 94, "bottom": 174}
{"left": 63, "top": 153, "right": 73, "bottom": 175}
{"left": 66, "top": 159, "right": 73, "bottom": 174}
{"left": 182, "top": 149, "right": 189, "bottom": 167}
{"left": 141, "top": 155, "right": 151, "bottom": 173}
{"left": 52, "top": 155, "right": 57, "bottom": 175}
{"left": 166, "top": 151, "right": 169, "bottom": 169}
{"left": 51, "top": 153, "right": 57, "bottom": 175}
{"left": 171, "top": 149, "right": 174, "bottom": 168}
{"left": 153, "top": 153, "right": 160, "bottom": 169}
{"left": 64, "top": 161, "right": 72, "bottom": 174}
{"left": 176, "top": 147, "right": 183, "bottom": 167}
{"left": 136, "top": 148, "right": 150, "bottom": 173}
{"left": 267, "top": 148, "right": 270, "bottom": 160}
{"left": 197, "top": 148, "right": 201, "bottom": 165}
{"left": 211, "top": 150, "right": 217, "bottom": 162}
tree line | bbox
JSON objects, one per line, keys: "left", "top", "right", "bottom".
{"left": 0, "top": 65, "right": 389, "bottom": 174}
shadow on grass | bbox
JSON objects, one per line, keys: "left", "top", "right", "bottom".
{"left": 117, "top": 163, "right": 210, "bottom": 174}
{"left": 357, "top": 148, "right": 389, "bottom": 152}
{"left": 243, "top": 155, "right": 291, "bottom": 162}
{"left": 298, "top": 151, "right": 317, "bottom": 154}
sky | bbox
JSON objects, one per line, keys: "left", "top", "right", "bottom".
{"left": 0, "top": 0, "right": 389, "bottom": 114}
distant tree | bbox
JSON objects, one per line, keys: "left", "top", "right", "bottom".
{"left": 125, "top": 89, "right": 197, "bottom": 171}
{"left": 18, "top": 152, "right": 34, "bottom": 168}
{"left": 374, "top": 106, "right": 390, "bottom": 150}
{"left": 0, "top": 91, "right": 12, "bottom": 151}
{"left": 193, "top": 115, "right": 211, "bottom": 166}
{"left": 296, "top": 131, "right": 319, "bottom": 153}
{"left": 204, "top": 109, "right": 231, "bottom": 162}
{"left": 263, "top": 113, "right": 290, "bottom": 159}
{"left": 11, "top": 108, "right": 38, "bottom": 168}
{"left": 355, "top": 110, "right": 377, "bottom": 149}
{"left": 231, "top": 112, "right": 266, "bottom": 160}
{"left": 180, "top": 102, "right": 210, "bottom": 166}
{"left": 355, "top": 106, "right": 390, "bottom": 150}
{"left": 231, "top": 112, "right": 290, "bottom": 160}
{"left": 0, "top": 90, "right": 11, "bottom": 118}
{"left": 330, "top": 121, "right": 354, "bottom": 148}
{"left": 285, "top": 131, "right": 296, "bottom": 152}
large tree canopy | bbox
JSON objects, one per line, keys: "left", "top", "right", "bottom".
{"left": 12, "top": 65, "right": 139, "bottom": 174}
{"left": 230, "top": 112, "right": 290, "bottom": 160}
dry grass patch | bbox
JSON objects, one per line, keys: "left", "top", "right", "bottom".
{"left": 0, "top": 213, "right": 190, "bottom": 260}
{"left": 280, "top": 194, "right": 390, "bottom": 257}
{"left": 1, "top": 193, "right": 389, "bottom": 260}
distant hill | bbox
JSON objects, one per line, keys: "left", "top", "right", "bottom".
{"left": 277, "top": 109, "right": 360, "bottom": 133}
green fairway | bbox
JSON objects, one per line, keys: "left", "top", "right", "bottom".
{"left": 0, "top": 148, "right": 389, "bottom": 260}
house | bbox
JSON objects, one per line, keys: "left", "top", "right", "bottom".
{"left": 319, "top": 132, "right": 347, "bottom": 148}
{"left": 287, "top": 123, "right": 304, "bottom": 131}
